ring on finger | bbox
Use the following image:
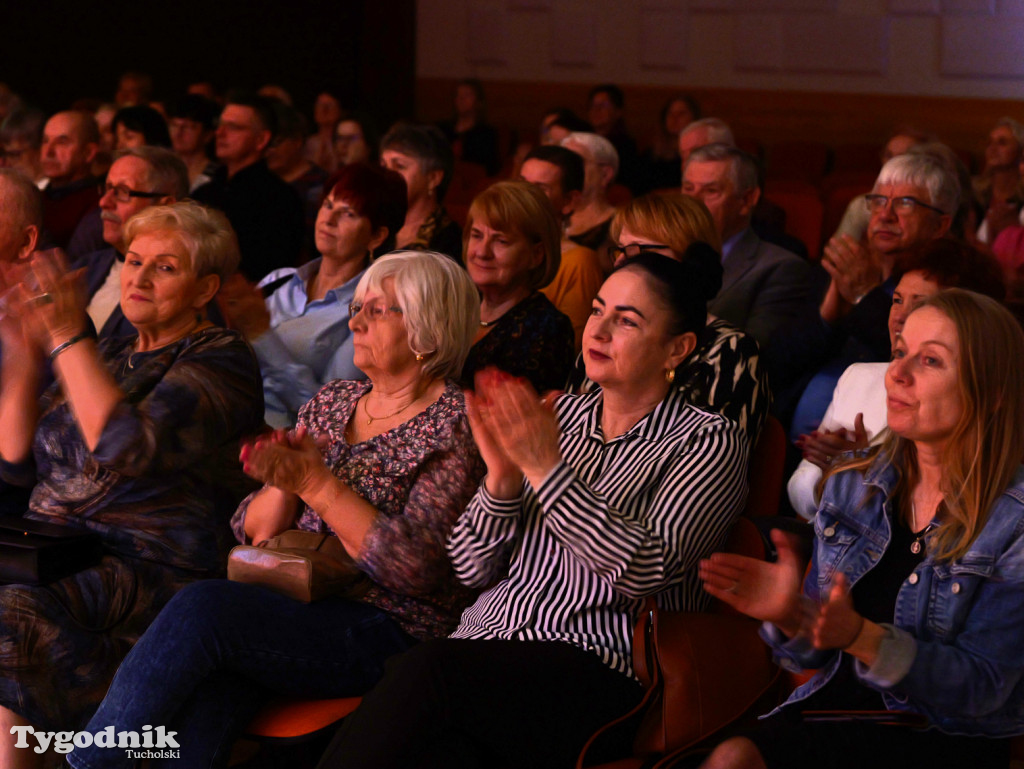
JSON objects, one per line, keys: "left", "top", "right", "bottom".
{"left": 27, "top": 292, "right": 54, "bottom": 306}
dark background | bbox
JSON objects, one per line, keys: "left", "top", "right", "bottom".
{"left": 3, "top": 0, "right": 417, "bottom": 124}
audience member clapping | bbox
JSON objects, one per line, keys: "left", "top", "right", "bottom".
{"left": 788, "top": 238, "right": 1005, "bottom": 519}
{"left": 459, "top": 180, "right": 575, "bottom": 393}
{"left": 702, "top": 289, "right": 1024, "bottom": 769}
{"left": 315, "top": 251, "right": 749, "bottom": 769}
{"left": 68, "top": 250, "right": 487, "bottom": 769}
{"left": 570, "top": 192, "right": 770, "bottom": 443}
{"left": 0, "top": 201, "right": 264, "bottom": 765}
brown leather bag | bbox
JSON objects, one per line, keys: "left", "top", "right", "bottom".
{"left": 630, "top": 603, "right": 780, "bottom": 757}
{"left": 227, "top": 530, "right": 369, "bottom": 603}
{"left": 576, "top": 601, "right": 780, "bottom": 769}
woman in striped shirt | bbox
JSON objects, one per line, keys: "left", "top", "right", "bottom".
{"left": 319, "top": 252, "right": 750, "bottom": 769}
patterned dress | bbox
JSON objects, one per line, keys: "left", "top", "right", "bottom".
{"left": 461, "top": 292, "right": 576, "bottom": 394}
{"left": 0, "top": 327, "right": 264, "bottom": 729}
{"left": 232, "top": 379, "right": 486, "bottom": 641}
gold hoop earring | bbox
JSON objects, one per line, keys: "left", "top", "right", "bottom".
{"left": 665, "top": 368, "right": 675, "bottom": 384}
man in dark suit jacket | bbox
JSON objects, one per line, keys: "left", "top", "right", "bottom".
{"left": 683, "top": 143, "right": 813, "bottom": 350}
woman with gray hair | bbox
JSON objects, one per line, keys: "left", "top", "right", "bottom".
{"left": 68, "top": 250, "right": 488, "bottom": 769}
{"left": 0, "top": 201, "right": 264, "bottom": 767}
{"left": 561, "top": 131, "right": 620, "bottom": 259}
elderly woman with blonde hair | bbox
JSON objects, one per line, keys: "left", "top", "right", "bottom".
{"left": 68, "top": 250, "right": 488, "bottom": 769}
{"left": 0, "top": 201, "right": 264, "bottom": 767}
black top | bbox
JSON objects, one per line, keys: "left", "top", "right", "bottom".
{"left": 460, "top": 292, "right": 575, "bottom": 394}
{"left": 192, "top": 160, "right": 305, "bottom": 283}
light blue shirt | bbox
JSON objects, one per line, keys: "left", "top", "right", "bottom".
{"left": 253, "top": 259, "right": 366, "bottom": 428}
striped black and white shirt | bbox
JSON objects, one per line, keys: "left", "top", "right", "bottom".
{"left": 447, "top": 385, "right": 749, "bottom": 678}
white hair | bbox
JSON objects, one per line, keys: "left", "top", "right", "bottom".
{"left": 679, "top": 117, "right": 734, "bottom": 146}
{"left": 355, "top": 250, "right": 480, "bottom": 380}
{"left": 561, "top": 132, "right": 619, "bottom": 178}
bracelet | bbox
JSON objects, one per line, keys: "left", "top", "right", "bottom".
{"left": 49, "top": 332, "right": 90, "bottom": 361}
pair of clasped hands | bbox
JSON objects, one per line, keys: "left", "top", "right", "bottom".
{"left": 0, "top": 249, "right": 84, "bottom": 358}
{"left": 700, "top": 529, "right": 866, "bottom": 652}
{"left": 239, "top": 367, "right": 562, "bottom": 503}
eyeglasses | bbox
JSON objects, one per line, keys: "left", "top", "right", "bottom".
{"left": 611, "top": 243, "right": 674, "bottom": 261}
{"left": 334, "top": 132, "right": 363, "bottom": 145}
{"left": 100, "top": 183, "right": 167, "bottom": 204}
{"left": 864, "top": 194, "right": 945, "bottom": 216}
{"left": 348, "top": 301, "right": 403, "bottom": 321}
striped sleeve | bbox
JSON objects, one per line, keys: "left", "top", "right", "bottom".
{"left": 535, "top": 416, "right": 748, "bottom": 597}
{"left": 448, "top": 482, "right": 524, "bottom": 589}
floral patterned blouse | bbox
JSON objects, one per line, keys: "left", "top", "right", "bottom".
{"left": 232, "top": 379, "right": 486, "bottom": 640}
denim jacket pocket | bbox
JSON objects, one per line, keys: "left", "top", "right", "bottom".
{"left": 926, "top": 554, "right": 996, "bottom": 638}
{"left": 813, "top": 507, "right": 860, "bottom": 591}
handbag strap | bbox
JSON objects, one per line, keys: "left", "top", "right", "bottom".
{"left": 575, "top": 597, "right": 665, "bottom": 769}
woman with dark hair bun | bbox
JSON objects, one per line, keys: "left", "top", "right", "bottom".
{"left": 221, "top": 162, "right": 408, "bottom": 427}
{"left": 315, "top": 251, "right": 749, "bottom": 769}
{"left": 569, "top": 192, "right": 770, "bottom": 445}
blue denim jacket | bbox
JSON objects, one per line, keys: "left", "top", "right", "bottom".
{"left": 762, "top": 455, "right": 1024, "bottom": 737}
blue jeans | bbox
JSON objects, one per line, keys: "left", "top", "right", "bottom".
{"left": 66, "top": 580, "right": 416, "bottom": 769}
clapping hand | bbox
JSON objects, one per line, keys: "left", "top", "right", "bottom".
{"left": 22, "top": 249, "right": 88, "bottom": 351}
{"left": 240, "top": 426, "right": 331, "bottom": 498}
{"left": 795, "top": 413, "right": 869, "bottom": 471}
{"left": 700, "top": 529, "right": 812, "bottom": 638}
{"left": 812, "top": 573, "right": 865, "bottom": 650}
{"left": 219, "top": 272, "right": 271, "bottom": 339}
{"left": 465, "top": 368, "right": 562, "bottom": 497}
{"left": 820, "top": 235, "right": 883, "bottom": 323}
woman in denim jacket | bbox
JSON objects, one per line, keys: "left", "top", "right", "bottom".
{"left": 700, "top": 288, "right": 1024, "bottom": 769}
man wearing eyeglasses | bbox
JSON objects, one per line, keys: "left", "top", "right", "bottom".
{"left": 192, "top": 91, "right": 304, "bottom": 285}
{"left": 819, "top": 151, "right": 955, "bottom": 326}
{"left": 70, "top": 146, "right": 188, "bottom": 339}
{"left": 767, "top": 149, "right": 958, "bottom": 436}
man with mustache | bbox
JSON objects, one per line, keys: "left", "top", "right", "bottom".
{"left": 72, "top": 146, "right": 188, "bottom": 339}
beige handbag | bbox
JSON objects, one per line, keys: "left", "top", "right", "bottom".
{"left": 227, "top": 530, "right": 370, "bottom": 603}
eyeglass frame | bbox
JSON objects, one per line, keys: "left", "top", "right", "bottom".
{"left": 99, "top": 183, "right": 168, "bottom": 204}
{"left": 610, "top": 242, "right": 675, "bottom": 261}
{"left": 348, "top": 301, "right": 404, "bottom": 321}
{"left": 864, "top": 193, "right": 946, "bottom": 217}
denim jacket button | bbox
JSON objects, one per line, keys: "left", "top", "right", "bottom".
{"left": 908, "top": 573, "right": 919, "bottom": 585}
{"left": 823, "top": 526, "right": 836, "bottom": 538}
{"left": 951, "top": 582, "right": 961, "bottom": 594}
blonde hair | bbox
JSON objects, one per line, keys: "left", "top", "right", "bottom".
{"left": 356, "top": 250, "right": 480, "bottom": 380}
{"left": 123, "top": 201, "right": 240, "bottom": 280}
{"left": 462, "top": 180, "right": 562, "bottom": 290}
{"left": 829, "top": 289, "right": 1024, "bottom": 563}
{"left": 609, "top": 193, "right": 721, "bottom": 254}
